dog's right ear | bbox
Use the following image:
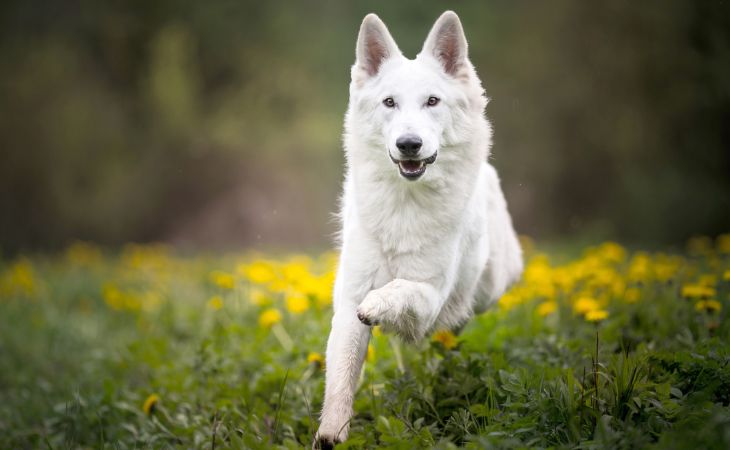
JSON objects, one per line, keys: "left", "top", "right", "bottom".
{"left": 353, "top": 14, "right": 401, "bottom": 83}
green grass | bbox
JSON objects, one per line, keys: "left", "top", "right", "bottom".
{"left": 0, "top": 242, "right": 729, "bottom": 449}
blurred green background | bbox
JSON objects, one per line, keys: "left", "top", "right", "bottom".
{"left": 1, "top": 0, "right": 728, "bottom": 253}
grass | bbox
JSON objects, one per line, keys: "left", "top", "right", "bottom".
{"left": 0, "top": 238, "right": 729, "bottom": 449}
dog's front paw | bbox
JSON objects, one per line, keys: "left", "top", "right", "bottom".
{"left": 313, "top": 434, "right": 340, "bottom": 450}
{"left": 356, "top": 290, "right": 391, "bottom": 326}
{"left": 314, "top": 421, "right": 346, "bottom": 449}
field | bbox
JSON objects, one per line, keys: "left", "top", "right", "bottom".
{"left": 1, "top": 237, "right": 729, "bottom": 449}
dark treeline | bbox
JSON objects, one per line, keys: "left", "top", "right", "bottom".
{"left": 1, "top": 0, "right": 728, "bottom": 252}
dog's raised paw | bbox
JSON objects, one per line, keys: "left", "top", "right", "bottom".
{"left": 356, "top": 290, "right": 391, "bottom": 327}
{"left": 356, "top": 310, "right": 374, "bottom": 326}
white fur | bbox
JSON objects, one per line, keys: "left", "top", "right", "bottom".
{"left": 315, "top": 11, "right": 523, "bottom": 447}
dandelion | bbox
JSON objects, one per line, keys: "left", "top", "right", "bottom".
{"left": 307, "top": 352, "right": 324, "bottom": 369}
{"left": 259, "top": 308, "right": 282, "bottom": 328}
{"left": 597, "top": 241, "right": 627, "bottom": 264}
{"left": 102, "top": 284, "right": 124, "bottom": 310}
{"left": 367, "top": 344, "right": 375, "bottom": 362}
{"left": 498, "top": 291, "right": 524, "bottom": 311}
{"left": 2, "top": 259, "right": 36, "bottom": 296}
{"left": 239, "top": 260, "right": 277, "bottom": 285}
{"left": 209, "top": 271, "right": 235, "bottom": 290}
{"left": 142, "top": 394, "right": 160, "bottom": 415}
{"left": 695, "top": 299, "right": 722, "bottom": 314}
{"left": 573, "top": 296, "right": 601, "bottom": 315}
{"left": 585, "top": 309, "right": 609, "bottom": 322}
{"left": 432, "top": 330, "right": 457, "bottom": 350}
{"left": 207, "top": 295, "right": 223, "bottom": 310}
{"left": 628, "top": 253, "right": 652, "bottom": 283}
{"left": 286, "top": 293, "right": 310, "bottom": 314}
{"left": 681, "top": 284, "right": 716, "bottom": 299}
{"left": 537, "top": 300, "right": 558, "bottom": 316}
{"left": 282, "top": 256, "right": 312, "bottom": 285}
{"left": 654, "top": 253, "right": 683, "bottom": 282}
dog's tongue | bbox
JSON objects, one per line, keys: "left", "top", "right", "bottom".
{"left": 400, "top": 160, "right": 423, "bottom": 172}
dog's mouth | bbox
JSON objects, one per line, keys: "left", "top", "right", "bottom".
{"left": 390, "top": 153, "right": 437, "bottom": 180}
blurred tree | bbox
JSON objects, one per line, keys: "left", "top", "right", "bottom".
{"left": 0, "top": 0, "right": 728, "bottom": 252}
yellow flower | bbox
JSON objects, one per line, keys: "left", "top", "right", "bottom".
{"left": 2, "top": 259, "right": 36, "bottom": 296}
{"left": 307, "top": 352, "right": 324, "bottom": 368}
{"left": 209, "top": 271, "right": 235, "bottom": 290}
{"left": 724, "top": 269, "right": 730, "bottom": 282}
{"left": 432, "top": 330, "right": 458, "bottom": 350}
{"left": 628, "top": 253, "right": 652, "bottom": 282}
{"left": 238, "top": 260, "right": 277, "bottom": 285}
{"left": 367, "top": 344, "right": 375, "bottom": 362}
{"left": 695, "top": 299, "right": 722, "bottom": 313}
{"left": 573, "top": 296, "right": 601, "bottom": 315}
{"left": 207, "top": 296, "right": 223, "bottom": 310}
{"left": 623, "top": 287, "right": 642, "bottom": 303}
{"left": 698, "top": 274, "right": 717, "bottom": 287}
{"left": 286, "top": 293, "right": 310, "bottom": 314}
{"left": 597, "top": 241, "right": 626, "bottom": 264}
{"left": 372, "top": 325, "right": 382, "bottom": 337}
{"left": 142, "top": 394, "right": 160, "bottom": 415}
{"left": 585, "top": 309, "right": 609, "bottom": 322}
{"left": 102, "top": 284, "right": 124, "bottom": 310}
{"left": 498, "top": 291, "right": 524, "bottom": 311}
{"left": 282, "top": 256, "right": 312, "bottom": 284}
{"left": 681, "top": 284, "right": 716, "bottom": 299}
{"left": 537, "top": 300, "right": 558, "bottom": 316}
{"left": 258, "top": 308, "right": 282, "bottom": 328}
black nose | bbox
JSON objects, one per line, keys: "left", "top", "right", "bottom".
{"left": 396, "top": 135, "right": 422, "bottom": 156}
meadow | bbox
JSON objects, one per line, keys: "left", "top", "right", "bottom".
{"left": 1, "top": 237, "right": 729, "bottom": 449}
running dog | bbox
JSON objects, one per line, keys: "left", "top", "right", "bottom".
{"left": 315, "top": 11, "right": 523, "bottom": 447}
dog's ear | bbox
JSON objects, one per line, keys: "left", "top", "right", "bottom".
{"left": 354, "top": 14, "right": 401, "bottom": 80}
{"left": 421, "top": 11, "right": 469, "bottom": 77}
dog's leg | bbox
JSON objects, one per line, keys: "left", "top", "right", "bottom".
{"left": 356, "top": 279, "right": 442, "bottom": 342}
{"left": 315, "top": 305, "right": 370, "bottom": 448}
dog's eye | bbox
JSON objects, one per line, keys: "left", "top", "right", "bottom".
{"left": 426, "top": 96, "right": 440, "bottom": 107}
{"left": 383, "top": 97, "right": 396, "bottom": 108}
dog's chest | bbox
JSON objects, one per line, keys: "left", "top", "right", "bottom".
{"left": 357, "top": 182, "right": 460, "bottom": 254}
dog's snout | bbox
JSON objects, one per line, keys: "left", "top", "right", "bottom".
{"left": 395, "top": 134, "right": 422, "bottom": 156}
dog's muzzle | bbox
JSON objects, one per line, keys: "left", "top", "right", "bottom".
{"left": 390, "top": 152, "right": 437, "bottom": 180}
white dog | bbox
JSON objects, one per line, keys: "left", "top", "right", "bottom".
{"left": 315, "top": 11, "right": 523, "bottom": 448}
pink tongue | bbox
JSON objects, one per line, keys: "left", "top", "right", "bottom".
{"left": 401, "top": 160, "right": 421, "bottom": 171}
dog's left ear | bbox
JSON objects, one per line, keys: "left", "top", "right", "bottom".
{"left": 421, "top": 11, "right": 469, "bottom": 77}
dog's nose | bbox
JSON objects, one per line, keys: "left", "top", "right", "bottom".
{"left": 396, "top": 135, "right": 422, "bottom": 156}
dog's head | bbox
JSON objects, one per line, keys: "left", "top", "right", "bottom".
{"left": 346, "top": 11, "right": 489, "bottom": 182}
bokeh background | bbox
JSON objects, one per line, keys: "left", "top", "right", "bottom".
{"left": 1, "top": 0, "right": 729, "bottom": 253}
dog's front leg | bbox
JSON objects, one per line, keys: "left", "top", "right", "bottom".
{"left": 356, "top": 279, "right": 442, "bottom": 342}
{"left": 315, "top": 304, "right": 370, "bottom": 448}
